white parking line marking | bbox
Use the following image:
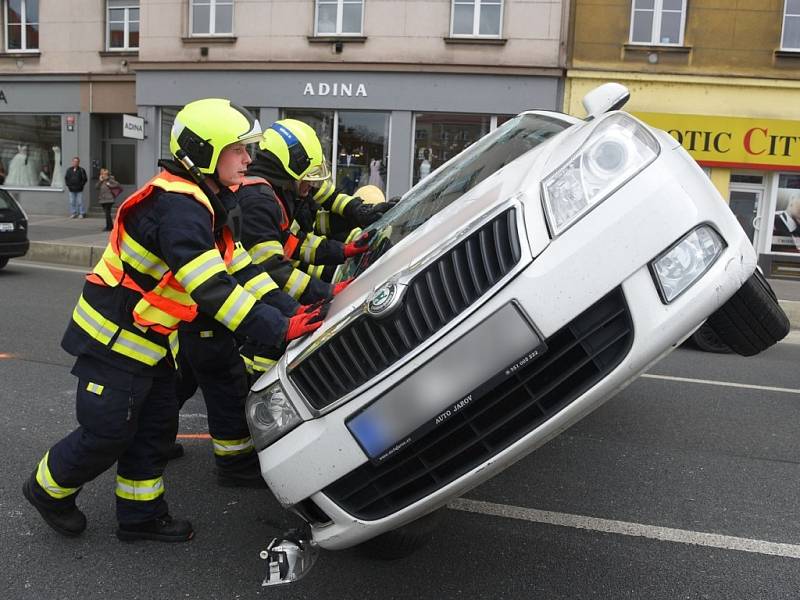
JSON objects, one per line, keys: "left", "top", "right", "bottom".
{"left": 641, "top": 374, "right": 800, "bottom": 395}
{"left": 448, "top": 498, "right": 800, "bottom": 559}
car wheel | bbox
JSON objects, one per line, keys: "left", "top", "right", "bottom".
{"left": 357, "top": 509, "right": 443, "bottom": 560}
{"left": 0, "top": 257, "right": 9, "bottom": 270}
{"left": 704, "top": 270, "right": 790, "bottom": 356}
{"left": 689, "top": 323, "right": 732, "bottom": 354}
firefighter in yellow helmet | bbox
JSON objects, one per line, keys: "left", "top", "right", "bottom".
{"left": 23, "top": 99, "right": 326, "bottom": 543}
{"left": 238, "top": 119, "right": 389, "bottom": 303}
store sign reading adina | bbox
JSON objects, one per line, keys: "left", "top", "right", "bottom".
{"left": 635, "top": 112, "right": 800, "bottom": 171}
{"left": 302, "top": 82, "right": 367, "bottom": 97}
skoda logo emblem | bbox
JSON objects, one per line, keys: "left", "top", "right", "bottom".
{"left": 368, "top": 283, "right": 397, "bottom": 315}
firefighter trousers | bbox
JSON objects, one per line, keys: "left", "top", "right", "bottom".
{"left": 28, "top": 355, "right": 178, "bottom": 525}
{"left": 177, "top": 323, "right": 258, "bottom": 476}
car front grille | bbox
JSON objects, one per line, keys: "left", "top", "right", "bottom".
{"left": 289, "top": 209, "right": 522, "bottom": 411}
{"left": 323, "top": 287, "right": 633, "bottom": 521}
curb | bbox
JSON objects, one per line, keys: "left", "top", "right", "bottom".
{"left": 15, "top": 240, "right": 800, "bottom": 331}
{"left": 19, "top": 241, "right": 105, "bottom": 269}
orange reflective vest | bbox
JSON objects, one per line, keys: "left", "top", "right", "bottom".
{"left": 86, "top": 171, "right": 236, "bottom": 336}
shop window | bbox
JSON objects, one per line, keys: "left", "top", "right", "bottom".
{"left": 336, "top": 111, "right": 389, "bottom": 195}
{"left": 315, "top": 0, "right": 363, "bottom": 36}
{"left": 5, "top": 0, "right": 39, "bottom": 51}
{"left": 190, "top": 0, "right": 233, "bottom": 36}
{"left": 730, "top": 173, "right": 764, "bottom": 185}
{"left": 107, "top": 0, "right": 139, "bottom": 50}
{"left": 0, "top": 115, "right": 62, "bottom": 189}
{"left": 782, "top": 0, "right": 800, "bottom": 50}
{"left": 451, "top": 0, "right": 502, "bottom": 37}
{"left": 629, "top": 0, "right": 686, "bottom": 46}
{"left": 773, "top": 174, "right": 800, "bottom": 254}
{"left": 413, "top": 113, "right": 490, "bottom": 185}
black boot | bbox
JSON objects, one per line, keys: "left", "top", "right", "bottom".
{"left": 116, "top": 514, "right": 194, "bottom": 542}
{"left": 23, "top": 478, "right": 86, "bottom": 537}
{"left": 165, "top": 442, "right": 184, "bottom": 460}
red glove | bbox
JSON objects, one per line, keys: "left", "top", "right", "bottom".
{"left": 285, "top": 307, "right": 326, "bottom": 341}
{"left": 332, "top": 278, "right": 353, "bottom": 296}
{"left": 343, "top": 231, "right": 374, "bottom": 258}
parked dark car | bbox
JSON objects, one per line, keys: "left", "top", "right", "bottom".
{"left": 0, "top": 188, "right": 29, "bottom": 269}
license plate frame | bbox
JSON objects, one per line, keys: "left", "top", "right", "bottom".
{"left": 346, "top": 302, "right": 547, "bottom": 464}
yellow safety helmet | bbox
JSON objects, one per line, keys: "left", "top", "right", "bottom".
{"left": 169, "top": 98, "right": 262, "bottom": 175}
{"left": 259, "top": 119, "right": 331, "bottom": 182}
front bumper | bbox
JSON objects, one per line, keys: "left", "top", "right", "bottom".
{"left": 0, "top": 238, "right": 30, "bottom": 258}
{"left": 254, "top": 143, "right": 756, "bottom": 550}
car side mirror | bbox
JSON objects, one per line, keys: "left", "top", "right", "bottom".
{"left": 582, "top": 83, "right": 631, "bottom": 121}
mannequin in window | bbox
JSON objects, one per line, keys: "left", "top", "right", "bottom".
{"left": 368, "top": 157, "right": 384, "bottom": 191}
{"left": 51, "top": 146, "right": 64, "bottom": 188}
{"left": 419, "top": 148, "right": 432, "bottom": 180}
{"left": 6, "top": 144, "right": 39, "bottom": 187}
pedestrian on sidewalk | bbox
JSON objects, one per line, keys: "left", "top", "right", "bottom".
{"left": 64, "top": 157, "right": 88, "bottom": 218}
{"left": 96, "top": 167, "right": 121, "bottom": 231}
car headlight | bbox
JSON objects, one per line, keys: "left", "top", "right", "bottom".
{"left": 541, "top": 113, "right": 660, "bottom": 236}
{"left": 650, "top": 225, "right": 726, "bottom": 303}
{"left": 245, "top": 382, "right": 302, "bottom": 451}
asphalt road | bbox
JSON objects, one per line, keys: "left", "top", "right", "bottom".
{"left": 2, "top": 259, "right": 800, "bottom": 599}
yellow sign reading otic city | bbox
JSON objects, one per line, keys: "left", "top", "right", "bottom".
{"left": 634, "top": 112, "right": 800, "bottom": 172}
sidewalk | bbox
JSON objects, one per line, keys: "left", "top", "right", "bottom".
{"left": 15, "top": 213, "right": 800, "bottom": 329}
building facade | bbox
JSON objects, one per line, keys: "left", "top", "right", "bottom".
{"left": 1, "top": 0, "right": 570, "bottom": 213}
{"left": 567, "top": 0, "right": 800, "bottom": 280}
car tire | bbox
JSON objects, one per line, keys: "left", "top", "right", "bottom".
{"left": 689, "top": 323, "right": 732, "bottom": 354}
{"left": 357, "top": 509, "right": 443, "bottom": 560}
{"left": 0, "top": 257, "right": 9, "bottom": 270}
{"left": 704, "top": 270, "right": 790, "bottom": 357}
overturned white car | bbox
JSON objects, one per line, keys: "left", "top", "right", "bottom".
{"left": 246, "top": 84, "right": 789, "bottom": 574}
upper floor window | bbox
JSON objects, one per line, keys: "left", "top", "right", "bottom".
{"left": 451, "top": 0, "right": 503, "bottom": 38}
{"left": 5, "top": 0, "right": 39, "bottom": 51}
{"left": 782, "top": 0, "right": 800, "bottom": 50}
{"left": 315, "top": 0, "right": 363, "bottom": 35}
{"left": 629, "top": 0, "right": 686, "bottom": 46}
{"left": 190, "top": 0, "right": 233, "bottom": 36}
{"left": 108, "top": 0, "right": 139, "bottom": 50}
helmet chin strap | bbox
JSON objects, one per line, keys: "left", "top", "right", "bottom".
{"left": 174, "top": 150, "right": 229, "bottom": 234}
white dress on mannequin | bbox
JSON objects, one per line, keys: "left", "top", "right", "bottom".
{"left": 368, "top": 158, "right": 384, "bottom": 190}
{"left": 5, "top": 145, "right": 39, "bottom": 187}
{"left": 419, "top": 158, "right": 431, "bottom": 180}
{"left": 51, "top": 146, "right": 64, "bottom": 188}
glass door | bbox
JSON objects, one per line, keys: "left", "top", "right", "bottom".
{"left": 728, "top": 187, "right": 762, "bottom": 245}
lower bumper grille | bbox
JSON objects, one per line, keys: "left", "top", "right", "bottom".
{"left": 323, "top": 287, "right": 633, "bottom": 521}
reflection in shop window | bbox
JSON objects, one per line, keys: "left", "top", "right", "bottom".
{"left": 0, "top": 115, "right": 62, "bottom": 188}
{"left": 773, "top": 174, "right": 800, "bottom": 254}
{"left": 336, "top": 111, "right": 389, "bottom": 196}
{"left": 413, "top": 113, "right": 490, "bottom": 185}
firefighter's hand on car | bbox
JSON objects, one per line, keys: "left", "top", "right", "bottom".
{"left": 285, "top": 305, "right": 327, "bottom": 341}
{"left": 343, "top": 230, "right": 374, "bottom": 258}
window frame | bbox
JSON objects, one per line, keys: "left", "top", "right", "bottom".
{"left": 189, "top": 0, "right": 234, "bottom": 37}
{"left": 106, "top": 1, "right": 139, "bottom": 51}
{"left": 449, "top": 0, "right": 504, "bottom": 39}
{"left": 781, "top": 0, "right": 800, "bottom": 51}
{"left": 4, "top": 0, "right": 40, "bottom": 52}
{"left": 314, "top": 0, "right": 364, "bottom": 37}
{"left": 628, "top": 0, "right": 687, "bottom": 47}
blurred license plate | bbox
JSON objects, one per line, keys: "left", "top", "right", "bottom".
{"left": 0, "top": 223, "right": 13, "bottom": 232}
{"left": 347, "top": 302, "right": 546, "bottom": 463}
